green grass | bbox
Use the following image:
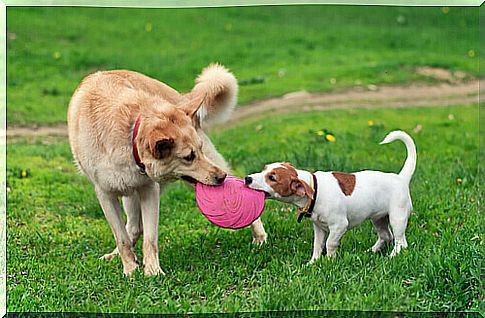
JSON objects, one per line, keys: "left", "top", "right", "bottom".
{"left": 7, "top": 6, "right": 479, "bottom": 125}
{"left": 7, "top": 105, "right": 481, "bottom": 313}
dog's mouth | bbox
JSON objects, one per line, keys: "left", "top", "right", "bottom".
{"left": 246, "top": 184, "right": 271, "bottom": 198}
{"left": 181, "top": 175, "right": 198, "bottom": 185}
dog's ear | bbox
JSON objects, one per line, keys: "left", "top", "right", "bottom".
{"left": 152, "top": 138, "right": 175, "bottom": 159}
{"left": 183, "top": 94, "right": 206, "bottom": 127}
{"left": 290, "top": 178, "right": 314, "bottom": 198}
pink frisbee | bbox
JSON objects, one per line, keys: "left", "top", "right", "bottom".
{"left": 195, "top": 176, "right": 266, "bottom": 229}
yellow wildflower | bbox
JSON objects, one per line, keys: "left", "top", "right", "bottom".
{"left": 317, "top": 130, "right": 324, "bottom": 136}
{"left": 368, "top": 120, "right": 375, "bottom": 126}
{"left": 21, "top": 170, "right": 27, "bottom": 178}
{"left": 326, "top": 134, "right": 336, "bottom": 142}
{"left": 456, "top": 178, "right": 462, "bottom": 184}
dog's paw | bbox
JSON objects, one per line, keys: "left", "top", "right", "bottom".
{"left": 369, "top": 245, "right": 384, "bottom": 253}
{"left": 123, "top": 262, "right": 139, "bottom": 277}
{"left": 371, "top": 246, "right": 382, "bottom": 253}
{"left": 100, "top": 249, "right": 119, "bottom": 261}
{"left": 252, "top": 233, "right": 267, "bottom": 245}
{"left": 144, "top": 264, "right": 165, "bottom": 277}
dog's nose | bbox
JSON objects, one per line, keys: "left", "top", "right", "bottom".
{"left": 215, "top": 173, "right": 227, "bottom": 185}
{"left": 244, "top": 176, "right": 253, "bottom": 185}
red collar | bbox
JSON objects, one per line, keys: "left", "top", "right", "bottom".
{"left": 132, "top": 115, "right": 146, "bottom": 174}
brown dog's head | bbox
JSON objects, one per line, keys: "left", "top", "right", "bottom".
{"left": 245, "top": 162, "right": 314, "bottom": 202}
{"left": 135, "top": 95, "right": 227, "bottom": 186}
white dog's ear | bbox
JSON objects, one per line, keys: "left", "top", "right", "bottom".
{"left": 290, "top": 179, "right": 314, "bottom": 198}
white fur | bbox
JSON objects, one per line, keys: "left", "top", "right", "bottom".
{"left": 247, "top": 130, "right": 416, "bottom": 262}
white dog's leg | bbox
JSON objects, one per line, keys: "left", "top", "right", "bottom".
{"left": 95, "top": 188, "right": 139, "bottom": 276}
{"left": 326, "top": 223, "right": 347, "bottom": 258}
{"left": 102, "top": 192, "right": 143, "bottom": 261}
{"left": 370, "top": 215, "right": 393, "bottom": 253}
{"left": 308, "top": 223, "right": 327, "bottom": 264}
{"left": 251, "top": 218, "right": 267, "bottom": 245}
{"left": 389, "top": 208, "right": 410, "bottom": 257}
{"left": 139, "top": 182, "right": 164, "bottom": 276}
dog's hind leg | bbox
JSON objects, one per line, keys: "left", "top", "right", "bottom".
{"left": 251, "top": 218, "right": 267, "bottom": 245}
{"left": 369, "top": 215, "right": 393, "bottom": 253}
{"left": 389, "top": 207, "right": 410, "bottom": 257}
{"left": 101, "top": 192, "right": 143, "bottom": 261}
{"left": 96, "top": 188, "right": 139, "bottom": 276}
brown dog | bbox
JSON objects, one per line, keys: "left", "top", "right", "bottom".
{"left": 67, "top": 65, "right": 267, "bottom": 276}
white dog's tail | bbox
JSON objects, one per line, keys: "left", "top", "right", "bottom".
{"left": 380, "top": 130, "right": 417, "bottom": 184}
{"left": 189, "top": 64, "right": 238, "bottom": 127}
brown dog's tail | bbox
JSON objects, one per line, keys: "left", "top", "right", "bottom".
{"left": 189, "top": 64, "right": 238, "bottom": 127}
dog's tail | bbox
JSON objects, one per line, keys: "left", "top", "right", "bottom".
{"left": 189, "top": 64, "right": 238, "bottom": 127}
{"left": 380, "top": 130, "right": 416, "bottom": 184}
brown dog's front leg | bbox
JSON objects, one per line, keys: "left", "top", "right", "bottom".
{"left": 139, "top": 182, "right": 165, "bottom": 276}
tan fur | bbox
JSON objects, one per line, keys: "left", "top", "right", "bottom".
{"left": 67, "top": 65, "right": 267, "bottom": 276}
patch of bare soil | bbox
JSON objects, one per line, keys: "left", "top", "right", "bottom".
{"left": 6, "top": 79, "right": 480, "bottom": 139}
{"left": 415, "top": 66, "right": 469, "bottom": 83}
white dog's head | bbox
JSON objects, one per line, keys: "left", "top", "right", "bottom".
{"left": 245, "top": 162, "right": 314, "bottom": 203}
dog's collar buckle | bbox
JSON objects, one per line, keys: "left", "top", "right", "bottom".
{"left": 132, "top": 115, "right": 147, "bottom": 175}
{"left": 297, "top": 173, "right": 318, "bottom": 223}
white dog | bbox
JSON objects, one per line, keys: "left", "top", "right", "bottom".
{"left": 245, "top": 131, "right": 416, "bottom": 263}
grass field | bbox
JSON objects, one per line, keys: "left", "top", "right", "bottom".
{"left": 7, "top": 105, "right": 480, "bottom": 313}
{"left": 7, "top": 6, "right": 479, "bottom": 125}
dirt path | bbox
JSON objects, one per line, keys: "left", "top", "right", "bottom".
{"left": 6, "top": 80, "right": 481, "bottom": 138}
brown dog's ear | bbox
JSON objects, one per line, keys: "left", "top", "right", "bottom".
{"left": 152, "top": 138, "right": 175, "bottom": 159}
{"left": 290, "top": 179, "right": 314, "bottom": 198}
{"left": 183, "top": 94, "right": 206, "bottom": 120}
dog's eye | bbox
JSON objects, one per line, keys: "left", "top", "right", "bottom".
{"left": 184, "top": 151, "right": 196, "bottom": 162}
{"left": 268, "top": 175, "right": 276, "bottom": 182}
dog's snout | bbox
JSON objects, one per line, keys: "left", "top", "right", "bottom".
{"left": 244, "top": 176, "right": 253, "bottom": 185}
{"left": 215, "top": 172, "right": 227, "bottom": 185}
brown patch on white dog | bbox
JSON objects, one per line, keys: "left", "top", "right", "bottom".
{"left": 332, "top": 172, "right": 356, "bottom": 196}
